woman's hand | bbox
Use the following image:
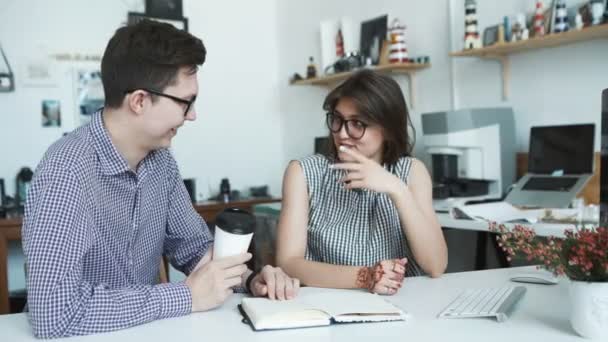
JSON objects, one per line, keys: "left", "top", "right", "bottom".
{"left": 356, "top": 258, "right": 408, "bottom": 295}
{"left": 331, "top": 145, "right": 403, "bottom": 194}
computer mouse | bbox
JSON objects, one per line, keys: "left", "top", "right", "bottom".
{"left": 510, "top": 270, "right": 559, "bottom": 285}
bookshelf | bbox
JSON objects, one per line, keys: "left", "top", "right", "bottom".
{"left": 449, "top": 24, "right": 608, "bottom": 100}
{"left": 291, "top": 62, "right": 430, "bottom": 109}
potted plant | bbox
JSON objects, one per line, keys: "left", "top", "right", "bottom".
{"left": 491, "top": 224, "right": 608, "bottom": 339}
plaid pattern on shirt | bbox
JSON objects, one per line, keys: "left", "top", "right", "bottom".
{"left": 23, "top": 110, "right": 214, "bottom": 338}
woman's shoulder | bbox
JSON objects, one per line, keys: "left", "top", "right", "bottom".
{"left": 292, "top": 154, "right": 332, "bottom": 186}
{"left": 297, "top": 154, "right": 331, "bottom": 169}
{"left": 393, "top": 156, "right": 429, "bottom": 183}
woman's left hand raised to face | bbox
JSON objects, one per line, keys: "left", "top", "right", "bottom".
{"left": 331, "top": 145, "right": 403, "bottom": 194}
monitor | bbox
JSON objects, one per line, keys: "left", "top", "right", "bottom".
{"left": 528, "top": 124, "right": 595, "bottom": 174}
{"left": 315, "top": 137, "right": 330, "bottom": 155}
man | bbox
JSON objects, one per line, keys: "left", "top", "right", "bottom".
{"left": 22, "top": 20, "right": 299, "bottom": 339}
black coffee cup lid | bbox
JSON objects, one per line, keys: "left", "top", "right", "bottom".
{"left": 215, "top": 208, "right": 255, "bottom": 235}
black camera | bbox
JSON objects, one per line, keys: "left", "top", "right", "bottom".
{"left": 325, "top": 52, "right": 364, "bottom": 74}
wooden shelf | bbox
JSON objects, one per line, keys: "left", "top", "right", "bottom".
{"left": 291, "top": 63, "right": 430, "bottom": 109}
{"left": 449, "top": 24, "right": 608, "bottom": 100}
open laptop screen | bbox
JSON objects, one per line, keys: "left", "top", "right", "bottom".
{"left": 528, "top": 124, "right": 594, "bottom": 174}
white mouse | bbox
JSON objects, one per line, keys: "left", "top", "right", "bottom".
{"left": 510, "top": 270, "right": 559, "bottom": 285}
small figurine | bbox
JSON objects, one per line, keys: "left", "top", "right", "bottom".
{"left": 335, "top": 29, "right": 344, "bottom": 58}
{"left": 591, "top": 0, "right": 606, "bottom": 25}
{"left": 575, "top": 13, "right": 584, "bottom": 30}
{"left": 511, "top": 14, "right": 527, "bottom": 41}
{"left": 533, "top": 0, "right": 545, "bottom": 37}
{"left": 388, "top": 18, "right": 408, "bottom": 64}
{"left": 306, "top": 56, "right": 317, "bottom": 79}
{"left": 464, "top": 0, "right": 482, "bottom": 49}
{"left": 554, "top": 0, "right": 570, "bottom": 33}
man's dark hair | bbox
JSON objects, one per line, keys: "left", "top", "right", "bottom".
{"left": 101, "top": 20, "right": 206, "bottom": 108}
{"left": 322, "top": 69, "right": 415, "bottom": 166}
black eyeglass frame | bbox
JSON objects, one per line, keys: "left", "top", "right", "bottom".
{"left": 325, "top": 112, "right": 368, "bottom": 140}
{"left": 125, "top": 88, "right": 196, "bottom": 116}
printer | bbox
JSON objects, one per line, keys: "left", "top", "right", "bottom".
{"left": 421, "top": 108, "right": 516, "bottom": 212}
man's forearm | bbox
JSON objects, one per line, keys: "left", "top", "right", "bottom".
{"left": 28, "top": 281, "right": 192, "bottom": 338}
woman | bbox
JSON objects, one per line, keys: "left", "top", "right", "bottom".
{"left": 276, "top": 69, "right": 447, "bottom": 295}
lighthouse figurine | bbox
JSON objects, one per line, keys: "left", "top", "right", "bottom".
{"left": 464, "top": 0, "right": 482, "bottom": 50}
{"left": 553, "top": 0, "right": 570, "bottom": 33}
{"left": 388, "top": 18, "right": 408, "bottom": 64}
{"left": 533, "top": 0, "right": 545, "bottom": 37}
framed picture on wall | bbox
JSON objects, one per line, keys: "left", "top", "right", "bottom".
{"left": 128, "top": 12, "right": 188, "bottom": 31}
{"left": 0, "top": 178, "right": 5, "bottom": 208}
{"left": 74, "top": 69, "right": 104, "bottom": 127}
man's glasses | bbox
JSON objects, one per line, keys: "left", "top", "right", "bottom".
{"left": 326, "top": 112, "right": 368, "bottom": 140}
{"left": 125, "top": 88, "right": 196, "bottom": 117}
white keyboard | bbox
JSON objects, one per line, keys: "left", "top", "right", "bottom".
{"left": 438, "top": 286, "right": 526, "bottom": 322}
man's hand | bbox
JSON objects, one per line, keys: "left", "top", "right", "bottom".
{"left": 185, "top": 253, "right": 251, "bottom": 312}
{"left": 249, "top": 265, "right": 300, "bottom": 300}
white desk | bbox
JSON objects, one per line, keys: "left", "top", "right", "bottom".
{"left": 437, "top": 213, "right": 574, "bottom": 238}
{"left": 0, "top": 266, "right": 583, "bottom": 341}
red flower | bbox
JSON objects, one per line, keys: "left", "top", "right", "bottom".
{"left": 489, "top": 225, "right": 608, "bottom": 282}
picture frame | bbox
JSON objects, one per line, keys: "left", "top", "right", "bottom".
{"left": 145, "top": 0, "right": 183, "bottom": 20}
{"left": 0, "top": 178, "right": 5, "bottom": 208}
{"left": 128, "top": 12, "right": 188, "bottom": 32}
{"left": 360, "top": 15, "right": 388, "bottom": 66}
{"left": 483, "top": 25, "right": 500, "bottom": 46}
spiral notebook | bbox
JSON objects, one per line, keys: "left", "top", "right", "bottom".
{"left": 239, "top": 287, "right": 408, "bottom": 331}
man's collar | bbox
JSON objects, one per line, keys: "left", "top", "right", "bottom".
{"left": 90, "top": 109, "right": 133, "bottom": 176}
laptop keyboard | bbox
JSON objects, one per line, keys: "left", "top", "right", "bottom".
{"left": 522, "top": 176, "right": 578, "bottom": 191}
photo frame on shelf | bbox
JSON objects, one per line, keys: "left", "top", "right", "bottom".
{"left": 360, "top": 15, "right": 388, "bottom": 66}
{"left": 128, "top": 12, "right": 188, "bottom": 32}
{"left": 0, "top": 178, "right": 5, "bottom": 208}
{"left": 145, "top": 0, "right": 183, "bottom": 20}
{"left": 483, "top": 25, "right": 500, "bottom": 46}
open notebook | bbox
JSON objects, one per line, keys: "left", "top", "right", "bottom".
{"left": 239, "top": 287, "right": 408, "bottom": 331}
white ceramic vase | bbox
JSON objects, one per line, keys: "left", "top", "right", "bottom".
{"left": 569, "top": 280, "right": 608, "bottom": 339}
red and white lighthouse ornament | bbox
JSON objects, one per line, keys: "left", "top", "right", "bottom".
{"left": 533, "top": 0, "right": 545, "bottom": 37}
{"left": 388, "top": 18, "right": 408, "bottom": 64}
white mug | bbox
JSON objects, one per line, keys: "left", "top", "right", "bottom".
{"left": 212, "top": 208, "right": 255, "bottom": 259}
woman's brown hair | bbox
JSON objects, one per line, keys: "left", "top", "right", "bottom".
{"left": 322, "top": 69, "right": 415, "bottom": 165}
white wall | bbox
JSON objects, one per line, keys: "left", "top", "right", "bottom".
{"left": 0, "top": 0, "right": 284, "bottom": 199}
{"left": 276, "top": 0, "right": 454, "bottom": 165}
{"left": 1, "top": 0, "right": 283, "bottom": 291}
{"left": 450, "top": 0, "right": 607, "bottom": 151}
{"left": 276, "top": 0, "right": 606, "bottom": 167}
{"left": 1, "top": 0, "right": 606, "bottom": 292}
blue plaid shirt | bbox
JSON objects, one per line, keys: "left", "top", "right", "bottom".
{"left": 23, "top": 111, "right": 214, "bottom": 338}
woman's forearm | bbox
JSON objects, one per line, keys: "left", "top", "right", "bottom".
{"left": 278, "top": 257, "right": 368, "bottom": 289}
{"left": 389, "top": 183, "right": 448, "bottom": 277}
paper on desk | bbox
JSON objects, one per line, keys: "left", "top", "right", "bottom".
{"left": 450, "top": 201, "right": 545, "bottom": 224}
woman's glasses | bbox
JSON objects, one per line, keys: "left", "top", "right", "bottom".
{"left": 326, "top": 112, "right": 368, "bottom": 139}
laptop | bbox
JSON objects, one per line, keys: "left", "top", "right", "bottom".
{"left": 505, "top": 123, "right": 595, "bottom": 208}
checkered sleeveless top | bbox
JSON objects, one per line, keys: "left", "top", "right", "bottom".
{"left": 299, "top": 154, "right": 424, "bottom": 277}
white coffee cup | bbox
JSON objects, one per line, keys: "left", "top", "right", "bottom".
{"left": 212, "top": 208, "right": 255, "bottom": 259}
